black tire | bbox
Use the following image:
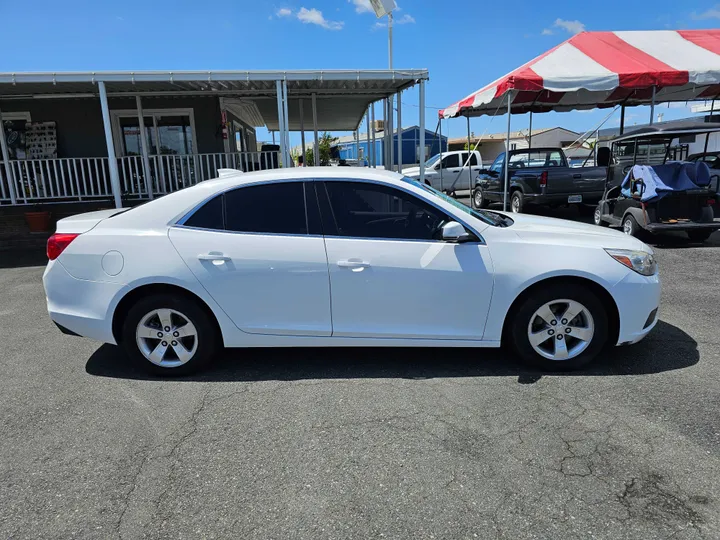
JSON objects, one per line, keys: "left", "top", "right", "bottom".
{"left": 622, "top": 214, "right": 642, "bottom": 238}
{"left": 510, "top": 190, "right": 524, "bottom": 213}
{"left": 593, "top": 205, "right": 609, "bottom": 227}
{"left": 121, "top": 293, "right": 219, "bottom": 376}
{"left": 510, "top": 283, "right": 608, "bottom": 371}
{"left": 687, "top": 230, "right": 713, "bottom": 242}
{"left": 472, "top": 187, "right": 488, "bottom": 209}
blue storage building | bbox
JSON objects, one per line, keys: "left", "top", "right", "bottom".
{"left": 334, "top": 126, "right": 447, "bottom": 167}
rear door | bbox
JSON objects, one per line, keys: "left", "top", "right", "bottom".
{"left": 169, "top": 180, "right": 332, "bottom": 336}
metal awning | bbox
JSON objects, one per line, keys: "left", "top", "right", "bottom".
{"left": 0, "top": 69, "right": 428, "bottom": 131}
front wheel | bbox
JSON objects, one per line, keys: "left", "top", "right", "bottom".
{"left": 510, "top": 191, "right": 524, "bottom": 213}
{"left": 510, "top": 284, "right": 608, "bottom": 371}
{"left": 122, "top": 294, "right": 219, "bottom": 375}
{"left": 472, "top": 187, "right": 488, "bottom": 209}
{"left": 687, "top": 230, "right": 713, "bottom": 242}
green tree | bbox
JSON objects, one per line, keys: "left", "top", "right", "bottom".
{"left": 304, "top": 132, "right": 337, "bottom": 166}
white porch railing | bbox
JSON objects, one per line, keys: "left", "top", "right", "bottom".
{"left": 0, "top": 150, "right": 280, "bottom": 205}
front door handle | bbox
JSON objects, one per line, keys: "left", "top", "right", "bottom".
{"left": 198, "top": 253, "right": 231, "bottom": 263}
{"left": 572, "top": 174, "right": 582, "bottom": 179}
{"left": 337, "top": 259, "right": 371, "bottom": 270}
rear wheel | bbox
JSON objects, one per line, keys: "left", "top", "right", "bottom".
{"left": 121, "top": 294, "right": 219, "bottom": 375}
{"left": 510, "top": 191, "right": 524, "bottom": 213}
{"left": 593, "top": 205, "right": 609, "bottom": 227}
{"left": 622, "top": 214, "right": 642, "bottom": 238}
{"left": 510, "top": 284, "right": 608, "bottom": 371}
{"left": 472, "top": 187, "right": 488, "bottom": 209}
{"left": 687, "top": 230, "right": 713, "bottom": 242}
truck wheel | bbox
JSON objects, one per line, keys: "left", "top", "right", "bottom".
{"left": 472, "top": 188, "right": 488, "bottom": 209}
{"left": 510, "top": 191, "right": 524, "bottom": 213}
{"left": 593, "top": 205, "right": 609, "bottom": 227}
{"left": 622, "top": 214, "right": 642, "bottom": 237}
{"left": 687, "top": 230, "right": 712, "bottom": 242}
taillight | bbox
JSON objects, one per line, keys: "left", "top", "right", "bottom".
{"left": 539, "top": 171, "right": 548, "bottom": 188}
{"left": 47, "top": 233, "right": 79, "bottom": 260}
{"left": 708, "top": 198, "right": 716, "bottom": 206}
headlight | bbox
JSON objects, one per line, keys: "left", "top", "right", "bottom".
{"left": 605, "top": 248, "right": 657, "bottom": 276}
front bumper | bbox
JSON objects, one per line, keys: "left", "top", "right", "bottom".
{"left": 610, "top": 270, "right": 661, "bottom": 345}
{"left": 43, "top": 260, "right": 126, "bottom": 344}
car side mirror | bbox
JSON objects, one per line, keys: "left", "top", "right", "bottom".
{"left": 441, "top": 221, "right": 471, "bottom": 243}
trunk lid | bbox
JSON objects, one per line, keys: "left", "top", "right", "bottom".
{"left": 55, "top": 208, "right": 129, "bottom": 234}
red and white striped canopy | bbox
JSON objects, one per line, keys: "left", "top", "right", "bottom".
{"left": 440, "top": 30, "right": 720, "bottom": 119}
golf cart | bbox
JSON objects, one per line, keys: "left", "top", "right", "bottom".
{"left": 593, "top": 122, "right": 720, "bottom": 242}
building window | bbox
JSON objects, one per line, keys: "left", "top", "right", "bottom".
{"left": 111, "top": 109, "right": 198, "bottom": 156}
{"left": 510, "top": 143, "right": 518, "bottom": 151}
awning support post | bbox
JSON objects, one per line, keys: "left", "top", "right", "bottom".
{"left": 312, "top": 93, "right": 319, "bottom": 166}
{"left": 620, "top": 105, "right": 626, "bottom": 135}
{"left": 649, "top": 86, "right": 656, "bottom": 125}
{"left": 438, "top": 118, "right": 444, "bottom": 191}
{"left": 282, "top": 80, "right": 291, "bottom": 166}
{"left": 135, "top": 96, "right": 153, "bottom": 200}
{"left": 98, "top": 81, "right": 123, "bottom": 209}
{"left": 219, "top": 97, "right": 231, "bottom": 155}
{"left": 419, "top": 80, "right": 426, "bottom": 184}
{"left": 503, "top": 91, "right": 513, "bottom": 212}
{"left": 397, "top": 91, "right": 403, "bottom": 173}
{"left": 370, "top": 103, "right": 376, "bottom": 167}
{"left": 275, "top": 80, "right": 288, "bottom": 168}
{"left": 0, "top": 107, "right": 17, "bottom": 205}
{"left": 354, "top": 130, "right": 360, "bottom": 162}
{"left": 365, "top": 108, "right": 371, "bottom": 167}
{"left": 299, "top": 99, "right": 306, "bottom": 165}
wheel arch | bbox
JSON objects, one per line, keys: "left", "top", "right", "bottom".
{"left": 500, "top": 275, "right": 620, "bottom": 348}
{"left": 112, "top": 283, "right": 225, "bottom": 347}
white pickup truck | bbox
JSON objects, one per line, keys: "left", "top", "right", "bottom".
{"left": 403, "top": 150, "right": 484, "bottom": 194}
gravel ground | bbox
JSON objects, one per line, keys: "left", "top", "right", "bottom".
{"left": 1, "top": 222, "right": 719, "bottom": 540}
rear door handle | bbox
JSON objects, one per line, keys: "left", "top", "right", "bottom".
{"left": 572, "top": 174, "right": 582, "bottom": 179}
{"left": 337, "top": 259, "right": 371, "bottom": 270}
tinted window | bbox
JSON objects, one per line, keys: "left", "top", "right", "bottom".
{"left": 184, "top": 194, "right": 224, "bottom": 230}
{"left": 490, "top": 153, "right": 505, "bottom": 173}
{"left": 442, "top": 154, "right": 460, "bottom": 168}
{"left": 224, "top": 182, "right": 307, "bottom": 235}
{"left": 468, "top": 153, "right": 479, "bottom": 166}
{"left": 323, "top": 181, "right": 448, "bottom": 241}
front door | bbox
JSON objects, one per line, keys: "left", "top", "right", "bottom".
{"left": 169, "top": 180, "right": 332, "bottom": 336}
{"left": 317, "top": 180, "right": 494, "bottom": 340}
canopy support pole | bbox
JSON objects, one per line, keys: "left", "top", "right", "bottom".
{"left": 704, "top": 98, "right": 718, "bottom": 154}
{"left": 649, "top": 86, "right": 656, "bottom": 125}
{"left": 397, "top": 91, "right": 402, "bottom": 173}
{"left": 419, "top": 80, "right": 426, "bottom": 184}
{"left": 503, "top": 91, "right": 513, "bottom": 212}
{"left": 438, "top": 118, "right": 444, "bottom": 191}
{"left": 98, "top": 81, "right": 123, "bottom": 209}
{"left": 312, "top": 93, "right": 319, "bottom": 166}
{"left": 528, "top": 112, "right": 533, "bottom": 149}
{"left": 620, "top": 105, "right": 626, "bottom": 135}
{"left": 365, "top": 108, "right": 371, "bottom": 167}
{"left": 276, "top": 81, "right": 288, "bottom": 168}
{"left": 299, "top": 99, "right": 306, "bottom": 165}
{"left": 0, "top": 107, "right": 17, "bottom": 205}
{"left": 135, "top": 96, "right": 153, "bottom": 200}
{"left": 282, "top": 80, "right": 291, "bottom": 166}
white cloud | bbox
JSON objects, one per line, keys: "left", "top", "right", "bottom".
{"left": 276, "top": 7, "right": 293, "bottom": 17}
{"left": 297, "top": 7, "right": 344, "bottom": 30}
{"left": 553, "top": 18, "right": 586, "bottom": 34}
{"left": 692, "top": 5, "right": 720, "bottom": 19}
{"left": 349, "top": 0, "right": 374, "bottom": 13}
{"left": 396, "top": 13, "right": 415, "bottom": 24}
{"left": 372, "top": 21, "right": 386, "bottom": 30}
{"left": 541, "top": 28, "right": 553, "bottom": 35}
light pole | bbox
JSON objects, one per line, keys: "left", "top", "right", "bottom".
{"left": 370, "top": 0, "right": 397, "bottom": 170}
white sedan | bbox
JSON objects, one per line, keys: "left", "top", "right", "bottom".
{"left": 43, "top": 168, "right": 660, "bottom": 375}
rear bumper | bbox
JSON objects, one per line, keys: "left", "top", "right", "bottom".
{"left": 610, "top": 270, "right": 661, "bottom": 346}
{"left": 43, "top": 260, "right": 125, "bottom": 345}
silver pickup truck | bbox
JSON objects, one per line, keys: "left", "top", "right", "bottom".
{"left": 473, "top": 147, "right": 607, "bottom": 214}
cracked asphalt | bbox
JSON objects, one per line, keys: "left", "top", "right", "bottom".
{"left": 1, "top": 224, "right": 719, "bottom": 539}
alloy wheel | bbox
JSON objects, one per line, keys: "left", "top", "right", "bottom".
{"left": 623, "top": 219, "right": 633, "bottom": 235}
{"left": 474, "top": 190, "right": 484, "bottom": 208}
{"left": 527, "top": 299, "right": 595, "bottom": 361}
{"left": 511, "top": 196, "right": 520, "bottom": 213}
{"left": 135, "top": 308, "right": 198, "bottom": 368}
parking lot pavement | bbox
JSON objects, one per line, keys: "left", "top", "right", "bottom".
{"left": 1, "top": 231, "right": 719, "bottom": 540}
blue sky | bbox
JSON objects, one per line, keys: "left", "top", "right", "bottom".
{"left": 1, "top": 0, "right": 719, "bottom": 146}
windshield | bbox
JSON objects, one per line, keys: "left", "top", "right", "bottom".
{"left": 401, "top": 177, "right": 511, "bottom": 227}
{"left": 425, "top": 154, "right": 441, "bottom": 168}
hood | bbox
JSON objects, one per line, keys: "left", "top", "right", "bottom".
{"left": 403, "top": 166, "right": 421, "bottom": 178}
{"left": 501, "top": 212, "right": 650, "bottom": 251}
